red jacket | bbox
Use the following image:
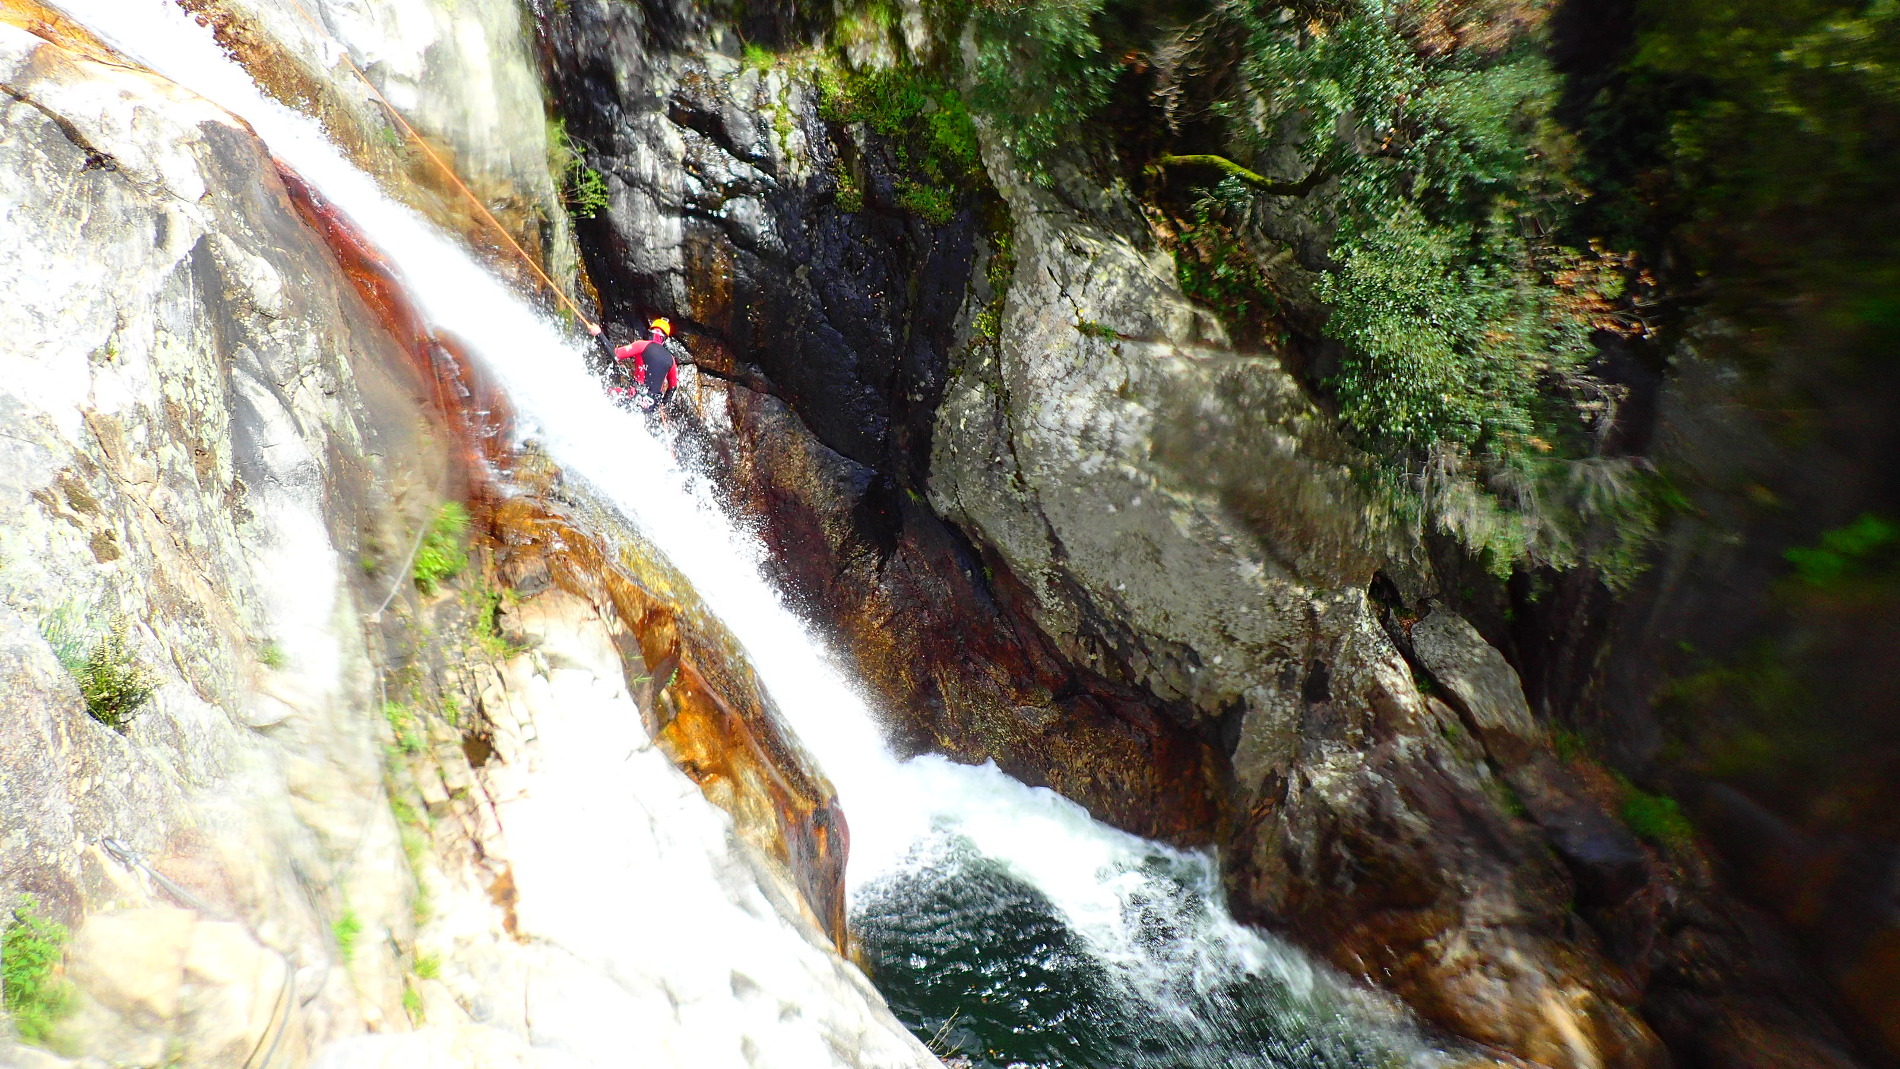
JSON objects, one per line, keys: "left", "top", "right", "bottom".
{"left": 614, "top": 330, "right": 678, "bottom": 392}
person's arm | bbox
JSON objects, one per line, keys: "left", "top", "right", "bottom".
{"left": 632, "top": 346, "right": 647, "bottom": 384}
{"left": 663, "top": 361, "right": 679, "bottom": 399}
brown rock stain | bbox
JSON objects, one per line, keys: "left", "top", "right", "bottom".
{"left": 280, "top": 163, "right": 851, "bottom": 950}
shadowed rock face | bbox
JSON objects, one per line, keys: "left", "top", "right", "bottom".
{"left": 540, "top": 2, "right": 1885, "bottom": 1066}
{"left": 541, "top": 0, "right": 1235, "bottom": 844}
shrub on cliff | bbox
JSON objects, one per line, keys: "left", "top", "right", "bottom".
{"left": 818, "top": 61, "right": 983, "bottom": 221}
{"left": 39, "top": 608, "right": 156, "bottom": 732}
{"left": 966, "top": 0, "right": 1119, "bottom": 185}
{"left": 3, "top": 896, "right": 73, "bottom": 1046}
{"left": 412, "top": 502, "right": 470, "bottom": 594}
{"left": 1143, "top": 0, "right": 1657, "bottom": 577}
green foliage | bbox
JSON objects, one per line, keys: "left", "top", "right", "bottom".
{"left": 412, "top": 503, "right": 470, "bottom": 594}
{"left": 834, "top": 161, "right": 865, "bottom": 213}
{"left": 412, "top": 882, "right": 433, "bottom": 929}
{"left": 1319, "top": 202, "right": 1576, "bottom": 450}
{"left": 332, "top": 910, "right": 362, "bottom": 965}
{"left": 401, "top": 984, "right": 423, "bottom": 1021}
{"left": 966, "top": 0, "right": 1118, "bottom": 184}
{"left": 3, "top": 897, "right": 72, "bottom": 1046}
{"left": 742, "top": 42, "right": 774, "bottom": 71}
{"left": 413, "top": 953, "right": 441, "bottom": 981}
{"left": 469, "top": 581, "right": 522, "bottom": 661}
{"left": 1484, "top": 773, "right": 1528, "bottom": 819}
{"left": 1551, "top": 729, "right": 1590, "bottom": 762}
{"left": 819, "top": 61, "right": 982, "bottom": 221}
{"left": 897, "top": 182, "right": 958, "bottom": 225}
{"left": 1172, "top": 198, "right": 1278, "bottom": 342}
{"left": 1620, "top": 784, "right": 1694, "bottom": 849}
{"left": 40, "top": 609, "right": 155, "bottom": 732}
{"left": 260, "top": 641, "right": 287, "bottom": 670}
{"left": 1783, "top": 513, "right": 1900, "bottom": 588}
{"left": 1230, "top": 10, "right": 1599, "bottom": 457}
{"left": 1138, "top": 1, "right": 1656, "bottom": 576}
{"left": 1074, "top": 318, "right": 1118, "bottom": 340}
{"left": 548, "top": 118, "right": 610, "bottom": 220}
{"left": 384, "top": 701, "right": 424, "bottom": 756}
{"left": 971, "top": 222, "right": 1015, "bottom": 346}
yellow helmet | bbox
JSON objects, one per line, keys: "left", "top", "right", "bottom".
{"left": 649, "top": 317, "right": 673, "bottom": 337}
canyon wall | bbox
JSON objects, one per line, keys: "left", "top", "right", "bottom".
{"left": 538, "top": 0, "right": 1885, "bottom": 1065}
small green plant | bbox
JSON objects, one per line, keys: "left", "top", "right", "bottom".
{"left": 259, "top": 641, "right": 287, "bottom": 670}
{"left": 1484, "top": 773, "right": 1528, "bottom": 819}
{"left": 384, "top": 701, "right": 424, "bottom": 756}
{"left": 40, "top": 609, "right": 155, "bottom": 731}
{"left": 1621, "top": 785, "right": 1694, "bottom": 849}
{"left": 548, "top": 118, "right": 610, "bottom": 220}
{"left": 412, "top": 881, "right": 433, "bottom": 929}
{"left": 1074, "top": 318, "right": 1118, "bottom": 340}
{"left": 470, "top": 584, "right": 522, "bottom": 660}
{"left": 3, "top": 896, "right": 73, "bottom": 1046}
{"left": 970, "top": 223, "right": 1015, "bottom": 346}
{"left": 1551, "top": 729, "right": 1590, "bottom": 762}
{"left": 818, "top": 60, "right": 981, "bottom": 221}
{"left": 332, "top": 910, "right": 362, "bottom": 965}
{"left": 411, "top": 502, "right": 470, "bottom": 594}
{"left": 896, "top": 181, "right": 957, "bottom": 225}
{"left": 1171, "top": 199, "right": 1278, "bottom": 344}
{"left": 413, "top": 953, "right": 440, "bottom": 980}
{"left": 1783, "top": 513, "right": 1899, "bottom": 588}
{"left": 742, "top": 42, "right": 774, "bottom": 71}
{"left": 401, "top": 983, "right": 423, "bottom": 1021}
{"left": 834, "top": 162, "right": 864, "bottom": 213}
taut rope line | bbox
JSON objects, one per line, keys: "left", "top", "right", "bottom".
{"left": 279, "top": 0, "right": 600, "bottom": 334}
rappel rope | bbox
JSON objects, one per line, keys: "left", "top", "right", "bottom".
{"left": 99, "top": 839, "right": 303, "bottom": 1069}
{"left": 279, "top": 0, "right": 600, "bottom": 335}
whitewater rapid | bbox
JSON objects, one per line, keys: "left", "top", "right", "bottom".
{"left": 49, "top": 2, "right": 1447, "bottom": 1063}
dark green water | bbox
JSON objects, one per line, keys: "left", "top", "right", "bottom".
{"left": 854, "top": 837, "right": 1437, "bottom": 1069}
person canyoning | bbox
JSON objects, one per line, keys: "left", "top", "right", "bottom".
{"left": 590, "top": 316, "right": 682, "bottom": 409}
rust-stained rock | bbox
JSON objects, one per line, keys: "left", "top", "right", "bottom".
{"left": 280, "top": 164, "right": 852, "bottom": 948}
{"left": 708, "top": 379, "right": 1232, "bottom": 846}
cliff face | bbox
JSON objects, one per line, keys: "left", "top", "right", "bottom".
{"left": 0, "top": 4, "right": 932, "bottom": 1065}
{"left": 0, "top": 16, "right": 457, "bottom": 1057}
{"left": 539, "top": 0, "right": 1882, "bottom": 1065}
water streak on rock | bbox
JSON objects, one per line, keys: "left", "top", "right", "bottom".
{"left": 278, "top": 159, "right": 852, "bottom": 949}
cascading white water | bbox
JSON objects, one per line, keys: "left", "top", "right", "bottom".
{"left": 52, "top": 2, "right": 1452, "bottom": 1063}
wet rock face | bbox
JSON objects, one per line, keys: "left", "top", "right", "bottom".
{"left": 546, "top": 0, "right": 969, "bottom": 480}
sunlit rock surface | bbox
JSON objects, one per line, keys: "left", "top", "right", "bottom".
{"left": 180, "top": 0, "right": 579, "bottom": 286}
{"left": 0, "top": 13, "right": 936, "bottom": 1067}
{"left": 0, "top": 20, "right": 430, "bottom": 1061}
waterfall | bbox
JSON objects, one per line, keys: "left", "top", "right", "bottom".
{"left": 52, "top": 3, "right": 1452, "bottom": 1064}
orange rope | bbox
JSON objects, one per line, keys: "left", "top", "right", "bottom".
{"left": 281, "top": 0, "right": 601, "bottom": 335}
